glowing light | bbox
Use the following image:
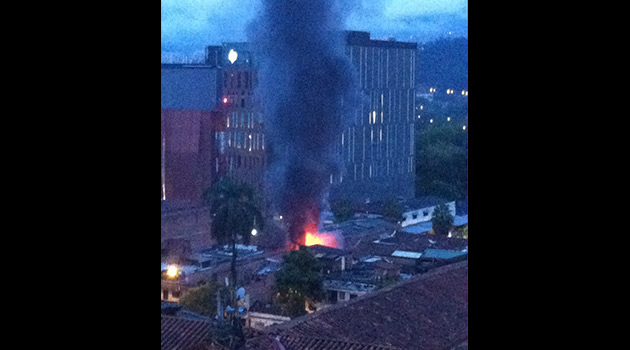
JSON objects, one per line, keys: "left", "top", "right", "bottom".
{"left": 228, "top": 49, "right": 238, "bottom": 64}
{"left": 463, "top": 125, "right": 467, "bottom": 130}
{"left": 251, "top": 228, "right": 257, "bottom": 236}
{"left": 303, "top": 232, "right": 338, "bottom": 248}
{"left": 223, "top": 97, "right": 228, "bottom": 104}
{"left": 447, "top": 117, "right": 451, "bottom": 121}
{"left": 430, "top": 119, "right": 433, "bottom": 123}
{"left": 304, "top": 232, "right": 323, "bottom": 246}
{"left": 166, "top": 265, "right": 178, "bottom": 278}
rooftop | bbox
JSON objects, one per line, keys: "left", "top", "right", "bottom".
{"left": 161, "top": 314, "right": 212, "bottom": 350}
{"left": 305, "top": 244, "right": 350, "bottom": 259}
{"left": 354, "top": 231, "right": 468, "bottom": 259}
{"left": 345, "top": 31, "right": 417, "bottom": 49}
{"left": 247, "top": 261, "right": 468, "bottom": 350}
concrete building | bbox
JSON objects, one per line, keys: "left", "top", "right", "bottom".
{"left": 205, "top": 43, "right": 267, "bottom": 193}
{"left": 161, "top": 64, "right": 226, "bottom": 205}
{"left": 203, "top": 33, "right": 417, "bottom": 204}
{"left": 330, "top": 31, "right": 418, "bottom": 203}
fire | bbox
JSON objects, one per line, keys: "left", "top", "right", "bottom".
{"left": 288, "top": 216, "right": 340, "bottom": 250}
{"left": 303, "top": 231, "right": 338, "bottom": 248}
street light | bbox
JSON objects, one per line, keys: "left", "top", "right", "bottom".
{"left": 166, "top": 265, "right": 178, "bottom": 278}
{"left": 251, "top": 228, "right": 257, "bottom": 236}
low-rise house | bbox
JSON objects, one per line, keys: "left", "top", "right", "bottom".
{"left": 246, "top": 301, "right": 292, "bottom": 330}
{"left": 246, "top": 261, "right": 468, "bottom": 350}
{"left": 304, "top": 245, "right": 351, "bottom": 275}
{"left": 398, "top": 196, "right": 456, "bottom": 228}
{"left": 323, "top": 279, "right": 377, "bottom": 303}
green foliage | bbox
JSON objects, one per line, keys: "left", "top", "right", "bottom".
{"left": 415, "top": 122, "right": 468, "bottom": 200}
{"left": 382, "top": 198, "right": 403, "bottom": 222}
{"left": 273, "top": 246, "right": 324, "bottom": 317}
{"left": 178, "top": 281, "right": 226, "bottom": 317}
{"left": 331, "top": 199, "right": 353, "bottom": 223}
{"left": 203, "top": 178, "right": 264, "bottom": 247}
{"left": 432, "top": 203, "right": 454, "bottom": 236}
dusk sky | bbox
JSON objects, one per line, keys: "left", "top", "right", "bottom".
{"left": 161, "top": 0, "right": 468, "bottom": 59}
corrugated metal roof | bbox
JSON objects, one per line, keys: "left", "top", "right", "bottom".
{"left": 423, "top": 249, "right": 467, "bottom": 260}
{"left": 391, "top": 250, "right": 423, "bottom": 259}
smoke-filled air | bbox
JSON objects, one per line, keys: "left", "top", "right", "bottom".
{"left": 249, "top": 0, "right": 358, "bottom": 247}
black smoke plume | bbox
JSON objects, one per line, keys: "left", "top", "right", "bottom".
{"left": 249, "top": 0, "right": 358, "bottom": 246}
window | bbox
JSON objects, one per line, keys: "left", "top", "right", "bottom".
{"left": 172, "top": 290, "right": 182, "bottom": 298}
{"left": 412, "top": 213, "right": 418, "bottom": 220}
{"left": 423, "top": 210, "right": 429, "bottom": 217}
{"left": 339, "top": 291, "right": 346, "bottom": 300}
{"left": 162, "top": 290, "right": 169, "bottom": 300}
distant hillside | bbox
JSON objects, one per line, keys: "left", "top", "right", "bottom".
{"left": 417, "top": 37, "right": 468, "bottom": 91}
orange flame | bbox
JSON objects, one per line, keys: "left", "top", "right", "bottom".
{"left": 303, "top": 231, "right": 338, "bottom": 248}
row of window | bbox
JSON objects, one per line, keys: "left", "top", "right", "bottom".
{"left": 329, "top": 157, "right": 415, "bottom": 184}
{"left": 339, "top": 123, "right": 414, "bottom": 165}
{"left": 225, "top": 131, "right": 265, "bottom": 151}
{"left": 227, "top": 111, "right": 259, "bottom": 129}
{"left": 224, "top": 155, "right": 265, "bottom": 172}
{"left": 348, "top": 45, "right": 415, "bottom": 90}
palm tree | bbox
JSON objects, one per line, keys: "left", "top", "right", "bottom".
{"left": 203, "top": 178, "right": 264, "bottom": 290}
{"left": 203, "top": 178, "right": 263, "bottom": 348}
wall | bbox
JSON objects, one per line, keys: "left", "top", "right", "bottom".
{"left": 401, "top": 201, "right": 456, "bottom": 227}
{"left": 161, "top": 205, "right": 213, "bottom": 253}
{"left": 247, "top": 312, "right": 291, "bottom": 330}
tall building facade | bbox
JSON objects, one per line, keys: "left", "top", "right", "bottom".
{"left": 330, "top": 31, "right": 417, "bottom": 202}
{"left": 206, "top": 43, "right": 267, "bottom": 192}
{"left": 161, "top": 64, "right": 225, "bottom": 205}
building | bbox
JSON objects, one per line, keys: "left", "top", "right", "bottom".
{"left": 304, "top": 245, "right": 351, "bottom": 275}
{"left": 161, "top": 201, "right": 213, "bottom": 255}
{"left": 330, "top": 31, "right": 418, "bottom": 203}
{"left": 202, "top": 33, "right": 417, "bottom": 204}
{"left": 400, "top": 197, "right": 456, "bottom": 227}
{"left": 205, "top": 43, "right": 267, "bottom": 193}
{"left": 247, "top": 301, "right": 291, "bottom": 330}
{"left": 161, "top": 64, "right": 226, "bottom": 205}
{"left": 245, "top": 261, "right": 468, "bottom": 350}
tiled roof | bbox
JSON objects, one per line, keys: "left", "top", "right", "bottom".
{"left": 247, "top": 334, "right": 401, "bottom": 350}
{"left": 248, "top": 261, "right": 467, "bottom": 350}
{"left": 162, "top": 315, "right": 211, "bottom": 350}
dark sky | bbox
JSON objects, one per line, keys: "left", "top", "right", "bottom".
{"left": 161, "top": 0, "right": 467, "bottom": 60}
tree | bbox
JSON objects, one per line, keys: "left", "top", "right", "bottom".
{"left": 273, "top": 246, "right": 324, "bottom": 317}
{"left": 382, "top": 198, "right": 403, "bottom": 222}
{"left": 178, "top": 281, "right": 224, "bottom": 317}
{"left": 203, "top": 178, "right": 264, "bottom": 289}
{"left": 202, "top": 177, "right": 263, "bottom": 346}
{"left": 415, "top": 122, "right": 468, "bottom": 200}
{"left": 331, "top": 199, "right": 353, "bottom": 222}
{"left": 432, "top": 203, "right": 454, "bottom": 236}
